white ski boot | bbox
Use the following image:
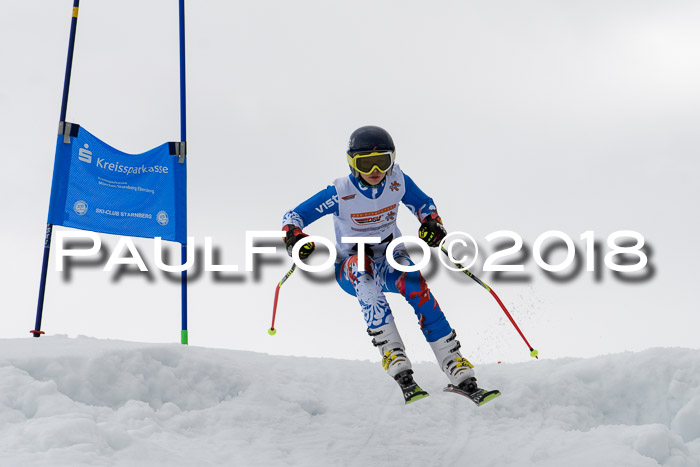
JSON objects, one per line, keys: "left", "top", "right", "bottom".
{"left": 367, "top": 320, "right": 412, "bottom": 378}
{"left": 429, "top": 330, "right": 477, "bottom": 389}
{"left": 368, "top": 321, "right": 429, "bottom": 404}
{"left": 430, "top": 330, "right": 501, "bottom": 406}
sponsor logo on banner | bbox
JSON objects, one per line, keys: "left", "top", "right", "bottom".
{"left": 73, "top": 200, "right": 88, "bottom": 215}
{"left": 157, "top": 211, "right": 169, "bottom": 226}
{"left": 351, "top": 204, "right": 397, "bottom": 226}
{"left": 94, "top": 158, "right": 169, "bottom": 175}
{"left": 78, "top": 144, "right": 92, "bottom": 163}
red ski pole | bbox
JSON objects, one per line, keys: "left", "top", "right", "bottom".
{"left": 268, "top": 264, "right": 297, "bottom": 335}
{"left": 440, "top": 246, "right": 539, "bottom": 359}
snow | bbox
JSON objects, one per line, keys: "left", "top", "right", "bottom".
{"left": 1, "top": 336, "right": 699, "bottom": 466}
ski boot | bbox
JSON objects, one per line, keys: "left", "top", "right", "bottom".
{"left": 429, "top": 330, "right": 501, "bottom": 406}
{"left": 368, "top": 321, "right": 429, "bottom": 404}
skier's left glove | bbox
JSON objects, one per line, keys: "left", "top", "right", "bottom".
{"left": 418, "top": 213, "right": 446, "bottom": 247}
{"left": 283, "top": 224, "right": 315, "bottom": 258}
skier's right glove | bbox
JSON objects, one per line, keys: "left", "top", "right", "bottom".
{"left": 283, "top": 224, "right": 315, "bottom": 258}
{"left": 418, "top": 213, "right": 446, "bottom": 247}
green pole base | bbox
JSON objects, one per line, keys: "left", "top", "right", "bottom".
{"left": 181, "top": 329, "right": 188, "bottom": 345}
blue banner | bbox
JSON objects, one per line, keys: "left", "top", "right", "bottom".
{"left": 48, "top": 125, "right": 187, "bottom": 243}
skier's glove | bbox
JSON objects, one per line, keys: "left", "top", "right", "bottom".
{"left": 418, "top": 214, "right": 446, "bottom": 248}
{"left": 283, "top": 224, "right": 315, "bottom": 258}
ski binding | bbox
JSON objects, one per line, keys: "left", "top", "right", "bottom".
{"left": 395, "top": 370, "right": 429, "bottom": 404}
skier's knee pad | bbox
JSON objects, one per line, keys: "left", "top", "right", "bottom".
{"left": 367, "top": 321, "right": 412, "bottom": 379}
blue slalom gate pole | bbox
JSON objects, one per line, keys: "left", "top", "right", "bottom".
{"left": 179, "top": 0, "right": 189, "bottom": 345}
{"left": 33, "top": 0, "right": 81, "bottom": 337}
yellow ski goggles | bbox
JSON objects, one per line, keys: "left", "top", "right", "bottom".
{"left": 346, "top": 151, "right": 395, "bottom": 175}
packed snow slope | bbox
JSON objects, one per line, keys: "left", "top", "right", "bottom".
{"left": 1, "top": 336, "right": 699, "bottom": 467}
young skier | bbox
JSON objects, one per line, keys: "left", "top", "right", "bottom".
{"left": 281, "top": 126, "right": 499, "bottom": 405}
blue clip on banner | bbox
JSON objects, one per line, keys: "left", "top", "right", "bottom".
{"left": 48, "top": 125, "right": 187, "bottom": 243}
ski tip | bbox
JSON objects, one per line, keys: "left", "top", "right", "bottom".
{"left": 405, "top": 391, "right": 430, "bottom": 404}
{"left": 477, "top": 390, "right": 501, "bottom": 406}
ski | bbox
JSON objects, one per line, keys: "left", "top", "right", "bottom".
{"left": 395, "top": 371, "right": 429, "bottom": 404}
{"left": 444, "top": 384, "right": 501, "bottom": 406}
{"left": 400, "top": 380, "right": 429, "bottom": 404}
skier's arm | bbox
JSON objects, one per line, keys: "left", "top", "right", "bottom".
{"left": 281, "top": 185, "right": 339, "bottom": 256}
{"left": 401, "top": 173, "right": 441, "bottom": 223}
{"left": 281, "top": 185, "right": 339, "bottom": 229}
{"left": 401, "top": 173, "right": 446, "bottom": 247}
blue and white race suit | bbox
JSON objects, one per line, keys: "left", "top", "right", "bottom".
{"left": 282, "top": 165, "right": 453, "bottom": 342}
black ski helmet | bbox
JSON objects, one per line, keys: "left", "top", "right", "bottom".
{"left": 346, "top": 125, "right": 396, "bottom": 177}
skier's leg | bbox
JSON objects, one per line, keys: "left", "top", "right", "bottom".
{"left": 382, "top": 248, "right": 451, "bottom": 341}
{"left": 336, "top": 254, "right": 393, "bottom": 328}
{"left": 336, "top": 255, "right": 412, "bottom": 379}
{"left": 383, "top": 248, "right": 476, "bottom": 389}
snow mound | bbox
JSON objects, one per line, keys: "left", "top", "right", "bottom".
{"left": 1, "top": 336, "right": 699, "bottom": 467}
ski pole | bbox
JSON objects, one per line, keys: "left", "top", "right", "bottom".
{"left": 268, "top": 263, "right": 297, "bottom": 335}
{"left": 440, "top": 246, "right": 539, "bottom": 359}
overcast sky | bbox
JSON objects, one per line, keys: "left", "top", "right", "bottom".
{"left": 2, "top": 0, "right": 699, "bottom": 365}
